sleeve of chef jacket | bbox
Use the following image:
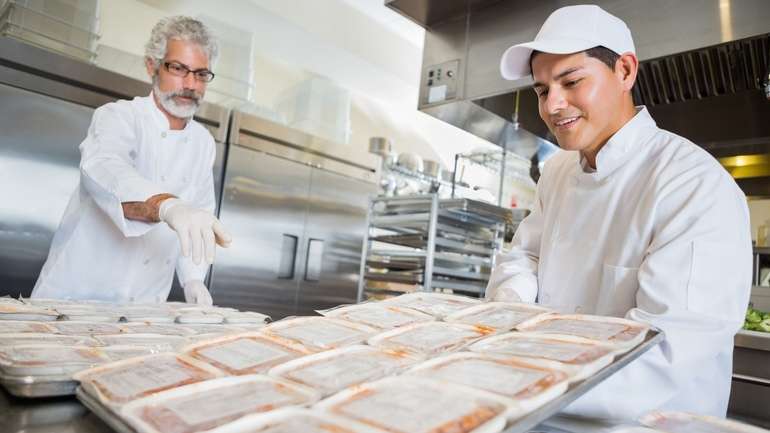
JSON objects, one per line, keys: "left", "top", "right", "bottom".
{"left": 79, "top": 103, "right": 167, "bottom": 237}
{"left": 564, "top": 149, "right": 752, "bottom": 419}
{"left": 484, "top": 168, "right": 546, "bottom": 302}
{"left": 175, "top": 134, "right": 217, "bottom": 284}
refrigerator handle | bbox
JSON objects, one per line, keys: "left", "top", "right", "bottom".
{"left": 304, "top": 238, "right": 324, "bottom": 281}
{"left": 277, "top": 234, "right": 298, "bottom": 279}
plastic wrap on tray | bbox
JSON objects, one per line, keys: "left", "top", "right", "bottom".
{"left": 0, "top": 333, "right": 100, "bottom": 347}
{"left": 0, "top": 304, "right": 59, "bottom": 321}
{"left": 0, "top": 320, "right": 55, "bottom": 334}
{"left": 445, "top": 302, "right": 553, "bottom": 332}
{"left": 176, "top": 324, "right": 248, "bottom": 335}
{"left": 515, "top": 314, "right": 649, "bottom": 352}
{"left": 262, "top": 317, "right": 377, "bottom": 351}
{"left": 121, "top": 306, "right": 178, "bottom": 323}
{"left": 94, "top": 334, "right": 187, "bottom": 352}
{"left": 406, "top": 352, "right": 569, "bottom": 411}
{"left": 176, "top": 307, "right": 225, "bottom": 324}
{"left": 53, "top": 305, "right": 124, "bottom": 322}
{"left": 73, "top": 353, "right": 224, "bottom": 407}
{"left": 367, "top": 321, "right": 492, "bottom": 356}
{"left": 49, "top": 321, "right": 125, "bottom": 336}
{"left": 118, "top": 323, "right": 197, "bottom": 337}
{"left": 184, "top": 333, "right": 311, "bottom": 375}
{"left": 638, "top": 411, "right": 770, "bottom": 433}
{"left": 467, "top": 332, "right": 615, "bottom": 382}
{"left": 120, "top": 375, "right": 321, "bottom": 433}
{"left": 0, "top": 344, "right": 109, "bottom": 376}
{"left": 204, "top": 408, "right": 388, "bottom": 433}
{"left": 315, "top": 376, "right": 519, "bottom": 433}
{"left": 268, "top": 345, "right": 421, "bottom": 397}
{"left": 102, "top": 345, "right": 158, "bottom": 361}
{"left": 221, "top": 311, "right": 270, "bottom": 325}
{"left": 380, "top": 292, "right": 482, "bottom": 318}
{"left": 318, "top": 303, "right": 435, "bottom": 330}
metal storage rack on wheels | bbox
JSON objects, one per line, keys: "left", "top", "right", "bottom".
{"left": 357, "top": 194, "right": 513, "bottom": 301}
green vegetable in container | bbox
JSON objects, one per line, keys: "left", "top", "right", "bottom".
{"left": 746, "top": 308, "right": 763, "bottom": 324}
{"left": 760, "top": 319, "right": 770, "bottom": 333}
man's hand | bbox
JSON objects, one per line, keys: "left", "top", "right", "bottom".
{"left": 183, "top": 280, "right": 213, "bottom": 305}
{"left": 159, "top": 198, "right": 232, "bottom": 264}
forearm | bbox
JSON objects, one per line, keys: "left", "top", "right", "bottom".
{"left": 121, "top": 193, "right": 175, "bottom": 222}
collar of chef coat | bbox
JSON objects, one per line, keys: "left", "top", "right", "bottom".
{"left": 577, "top": 106, "right": 657, "bottom": 181}
{"left": 143, "top": 92, "right": 195, "bottom": 133}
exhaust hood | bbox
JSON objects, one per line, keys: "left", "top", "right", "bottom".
{"left": 387, "top": 0, "right": 770, "bottom": 195}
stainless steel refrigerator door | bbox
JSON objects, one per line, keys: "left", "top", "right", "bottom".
{"left": 295, "top": 168, "right": 375, "bottom": 315}
{"left": 0, "top": 83, "right": 93, "bottom": 296}
{"left": 209, "top": 147, "right": 311, "bottom": 318}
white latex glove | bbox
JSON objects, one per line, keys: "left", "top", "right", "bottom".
{"left": 183, "top": 280, "right": 213, "bottom": 305}
{"left": 485, "top": 274, "right": 532, "bottom": 302}
{"left": 159, "top": 198, "right": 232, "bottom": 265}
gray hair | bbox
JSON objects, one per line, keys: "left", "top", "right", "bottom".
{"left": 145, "top": 16, "right": 218, "bottom": 70}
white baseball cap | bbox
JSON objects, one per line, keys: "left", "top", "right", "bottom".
{"left": 500, "top": 4, "right": 635, "bottom": 80}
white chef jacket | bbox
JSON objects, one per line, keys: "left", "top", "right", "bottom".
{"left": 32, "top": 93, "right": 215, "bottom": 303}
{"left": 487, "top": 107, "right": 752, "bottom": 420}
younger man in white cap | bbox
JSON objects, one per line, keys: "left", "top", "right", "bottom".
{"left": 488, "top": 4, "right": 751, "bottom": 420}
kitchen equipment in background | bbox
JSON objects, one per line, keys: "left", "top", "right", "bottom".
{"left": 0, "top": 0, "right": 99, "bottom": 62}
{"left": 209, "top": 111, "right": 378, "bottom": 319}
{"left": 357, "top": 195, "right": 515, "bottom": 301}
{"left": 452, "top": 148, "right": 536, "bottom": 210}
{"left": 422, "top": 159, "right": 441, "bottom": 178}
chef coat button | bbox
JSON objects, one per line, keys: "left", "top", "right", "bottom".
{"left": 574, "top": 306, "right": 582, "bottom": 313}
{"left": 542, "top": 294, "right": 550, "bottom": 302}
{"left": 161, "top": 175, "right": 166, "bottom": 182}
{"left": 165, "top": 259, "right": 171, "bottom": 265}
{"left": 143, "top": 259, "right": 150, "bottom": 265}
{"left": 161, "top": 132, "right": 167, "bottom": 138}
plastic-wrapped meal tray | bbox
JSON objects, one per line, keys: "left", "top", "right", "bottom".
{"left": 318, "top": 303, "right": 435, "bottom": 330}
{"left": 0, "top": 320, "right": 56, "bottom": 334}
{"left": 315, "top": 376, "right": 518, "bottom": 433}
{"left": 0, "top": 344, "right": 109, "bottom": 376}
{"left": 0, "top": 333, "right": 100, "bottom": 347}
{"left": 268, "top": 345, "right": 421, "bottom": 397}
{"left": 638, "top": 411, "right": 770, "bottom": 433}
{"left": 0, "top": 304, "right": 59, "bottom": 321}
{"left": 73, "top": 353, "right": 224, "bottom": 409}
{"left": 117, "top": 323, "right": 197, "bottom": 337}
{"left": 367, "top": 321, "right": 493, "bottom": 356}
{"left": 445, "top": 302, "right": 553, "bottom": 332}
{"left": 120, "top": 375, "right": 321, "bottom": 433}
{"left": 262, "top": 317, "right": 377, "bottom": 351}
{"left": 204, "top": 407, "right": 389, "bottom": 433}
{"left": 48, "top": 321, "right": 125, "bottom": 335}
{"left": 515, "top": 314, "right": 649, "bottom": 353}
{"left": 380, "top": 292, "right": 481, "bottom": 318}
{"left": 94, "top": 334, "right": 188, "bottom": 352}
{"left": 184, "top": 333, "right": 312, "bottom": 375}
{"left": 467, "top": 332, "right": 615, "bottom": 382}
{"left": 406, "top": 352, "right": 569, "bottom": 412}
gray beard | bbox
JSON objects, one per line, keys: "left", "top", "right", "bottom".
{"left": 153, "top": 81, "right": 200, "bottom": 119}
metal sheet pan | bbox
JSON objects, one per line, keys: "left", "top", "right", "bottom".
{"left": 0, "top": 372, "right": 78, "bottom": 398}
{"left": 499, "top": 329, "right": 663, "bottom": 433}
{"left": 76, "top": 387, "right": 136, "bottom": 433}
{"left": 74, "top": 330, "right": 662, "bottom": 433}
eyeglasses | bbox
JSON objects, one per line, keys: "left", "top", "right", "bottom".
{"left": 163, "top": 61, "right": 215, "bottom": 82}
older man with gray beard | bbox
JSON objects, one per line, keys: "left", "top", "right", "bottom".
{"left": 33, "top": 16, "right": 231, "bottom": 305}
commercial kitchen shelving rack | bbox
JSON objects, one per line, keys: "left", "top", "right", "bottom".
{"left": 357, "top": 194, "right": 514, "bottom": 301}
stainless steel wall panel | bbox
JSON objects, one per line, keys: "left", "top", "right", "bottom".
{"left": 209, "top": 147, "right": 311, "bottom": 318}
{"left": 0, "top": 83, "right": 93, "bottom": 296}
{"left": 295, "top": 169, "right": 375, "bottom": 315}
